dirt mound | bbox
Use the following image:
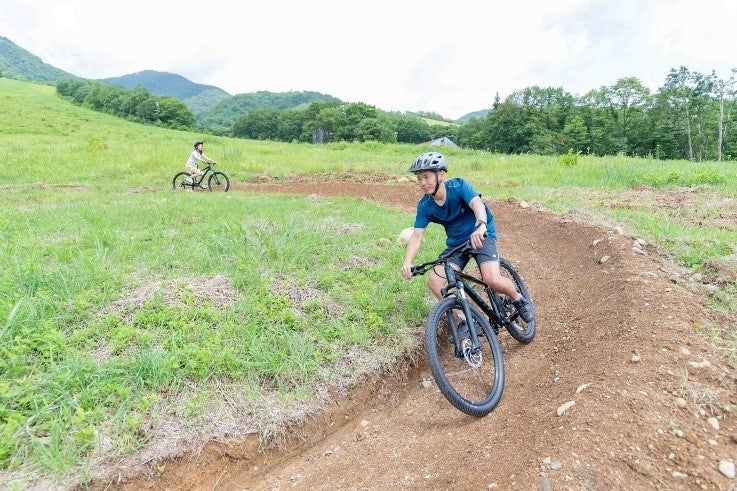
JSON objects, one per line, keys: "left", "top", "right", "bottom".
{"left": 91, "top": 177, "right": 737, "bottom": 490}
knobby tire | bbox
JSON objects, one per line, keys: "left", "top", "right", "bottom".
{"left": 208, "top": 171, "right": 230, "bottom": 192}
{"left": 425, "top": 297, "right": 505, "bottom": 417}
{"left": 172, "top": 172, "right": 193, "bottom": 191}
{"left": 499, "top": 258, "right": 536, "bottom": 343}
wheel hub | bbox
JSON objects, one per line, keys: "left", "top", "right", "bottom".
{"left": 462, "top": 339, "right": 483, "bottom": 368}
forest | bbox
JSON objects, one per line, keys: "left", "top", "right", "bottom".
{"left": 56, "top": 66, "right": 737, "bottom": 161}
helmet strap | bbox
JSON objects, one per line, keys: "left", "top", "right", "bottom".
{"left": 430, "top": 172, "right": 441, "bottom": 197}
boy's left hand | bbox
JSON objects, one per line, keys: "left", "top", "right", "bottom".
{"left": 471, "top": 223, "right": 486, "bottom": 249}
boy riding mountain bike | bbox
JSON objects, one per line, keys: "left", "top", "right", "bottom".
{"left": 400, "top": 152, "right": 534, "bottom": 323}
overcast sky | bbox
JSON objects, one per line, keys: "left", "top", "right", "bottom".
{"left": 2, "top": 0, "right": 735, "bottom": 119}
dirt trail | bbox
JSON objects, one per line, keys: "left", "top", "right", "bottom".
{"left": 93, "top": 177, "right": 737, "bottom": 490}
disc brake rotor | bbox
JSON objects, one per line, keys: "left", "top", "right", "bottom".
{"left": 462, "top": 339, "right": 483, "bottom": 368}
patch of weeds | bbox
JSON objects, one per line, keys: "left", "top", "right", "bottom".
{"left": 109, "top": 324, "right": 144, "bottom": 353}
{"left": 680, "top": 241, "right": 733, "bottom": 269}
{"left": 302, "top": 298, "right": 329, "bottom": 320}
{"left": 259, "top": 295, "right": 299, "bottom": 329}
{"left": 328, "top": 141, "right": 350, "bottom": 151}
{"left": 0, "top": 413, "right": 24, "bottom": 468}
{"left": 468, "top": 159, "right": 484, "bottom": 172}
{"left": 705, "top": 282, "right": 737, "bottom": 314}
{"left": 688, "top": 170, "right": 725, "bottom": 186}
{"left": 558, "top": 149, "right": 580, "bottom": 166}
{"left": 633, "top": 171, "right": 679, "bottom": 188}
{"left": 724, "top": 337, "right": 737, "bottom": 364}
{"left": 633, "top": 169, "right": 726, "bottom": 188}
{"left": 359, "top": 141, "right": 383, "bottom": 152}
{"left": 184, "top": 392, "right": 208, "bottom": 419}
{"left": 84, "top": 137, "right": 107, "bottom": 151}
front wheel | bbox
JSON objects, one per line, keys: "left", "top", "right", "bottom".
{"left": 208, "top": 171, "right": 230, "bottom": 192}
{"left": 498, "top": 257, "right": 536, "bottom": 343}
{"left": 172, "top": 172, "right": 193, "bottom": 191}
{"left": 425, "top": 297, "right": 505, "bottom": 417}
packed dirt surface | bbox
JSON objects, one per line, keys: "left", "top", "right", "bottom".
{"left": 92, "top": 173, "right": 737, "bottom": 490}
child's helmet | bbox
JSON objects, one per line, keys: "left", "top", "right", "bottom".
{"left": 408, "top": 152, "right": 448, "bottom": 173}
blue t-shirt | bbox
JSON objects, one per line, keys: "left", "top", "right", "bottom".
{"left": 413, "top": 178, "right": 496, "bottom": 247}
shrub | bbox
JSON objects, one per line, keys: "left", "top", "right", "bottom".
{"left": 558, "top": 149, "right": 580, "bottom": 166}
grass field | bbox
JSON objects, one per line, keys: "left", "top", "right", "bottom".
{"left": 1, "top": 77, "right": 736, "bottom": 488}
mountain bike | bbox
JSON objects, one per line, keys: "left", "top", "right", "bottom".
{"left": 410, "top": 239, "right": 535, "bottom": 417}
{"left": 172, "top": 161, "right": 230, "bottom": 192}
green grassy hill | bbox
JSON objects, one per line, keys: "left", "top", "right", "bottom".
{"left": 0, "top": 35, "right": 76, "bottom": 84}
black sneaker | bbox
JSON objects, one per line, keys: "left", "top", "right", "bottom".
{"left": 513, "top": 296, "right": 534, "bottom": 323}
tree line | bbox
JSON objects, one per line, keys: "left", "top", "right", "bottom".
{"left": 231, "top": 66, "right": 737, "bottom": 161}
{"left": 57, "top": 65, "right": 737, "bottom": 161}
{"left": 56, "top": 78, "right": 195, "bottom": 129}
{"left": 455, "top": 67, "right": 737, "bottom": 161}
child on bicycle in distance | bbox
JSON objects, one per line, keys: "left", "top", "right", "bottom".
{"left": 400, "top": 152, "right": 534, "bottom": 323}
{"left": 185, "top": 141, "right": 214, "bottom": 188}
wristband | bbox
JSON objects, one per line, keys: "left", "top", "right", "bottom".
{"left": 475, "top": 219, "right": 487, "bottom": 228}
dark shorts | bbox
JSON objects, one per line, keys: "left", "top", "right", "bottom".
{"left": 443, "top": 237, "right": 499, "bottom": 271}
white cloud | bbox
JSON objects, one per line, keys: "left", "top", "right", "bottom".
{"left": 649, "top": 0, "right": 737, "bottom": 78}
{"left": 2, "top": 0, "right": 736, "bottom": 119}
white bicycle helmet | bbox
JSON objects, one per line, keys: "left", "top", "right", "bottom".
{"left": 408, "top": 152, "right": 448, "bottom": 173}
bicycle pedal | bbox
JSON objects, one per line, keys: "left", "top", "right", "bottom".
{"left": 489, "top": 321, "right": 500, "bottom": 335}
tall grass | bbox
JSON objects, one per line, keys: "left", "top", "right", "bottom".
{"left": 1, "top": 187, "right": 444, "bottom": 485}
{"left": 1, "top": 77, "right": 736, "bottom": 487}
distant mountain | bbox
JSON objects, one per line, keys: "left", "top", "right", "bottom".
{"left": 458, "top": 109, "right": 490, "bottom": 123}
{"left": 198, "top": 90, "right": 343, "bottom": 133}
{"left": 0, "top": 36, "right": 76, "bottom": 84}
{"left": 99, "top": 70, "right": 230, "bottom": 116}
{"left": 99, "top": 70, "right": 342, "bottom": 132}
{"left": 0, "top": 35, "right": 477, "bottom": 128}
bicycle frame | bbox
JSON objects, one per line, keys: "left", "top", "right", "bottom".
{"left": 445, "top": 266, "right": 515, "bottom": 335}
{"left": 413, "top": 239, "right": 522, "bottom": 343}
{"left": 191, "top": 163, "right": 214, "bottom": 185}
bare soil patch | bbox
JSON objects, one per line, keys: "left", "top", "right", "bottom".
{"left": 86, "top": 174, "right": 737, "bottom": 491}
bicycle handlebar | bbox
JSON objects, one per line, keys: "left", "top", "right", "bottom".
{"left": 410, "top": 236, "right": 482, "bottom": 276}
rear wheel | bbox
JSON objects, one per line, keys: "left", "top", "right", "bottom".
{"left": 208, "top": 171, "right": 230, "bottom": 192}
{"left": 425, "top": 297, "right": 505, "bottom": 417}
{"left": 498, "top": 258, "right": 536, "bottom": 343}
{"left": 172, "top": 172, "right": 193, "bottom": 191}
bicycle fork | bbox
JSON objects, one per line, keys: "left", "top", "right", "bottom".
{"left": 443, "top": 276, "right": 483, "bottom": 362}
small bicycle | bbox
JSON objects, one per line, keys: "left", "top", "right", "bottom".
{"left": 411, "top": 238, "right": 536, "bottom": 417}
{"left": 172, "top": 161, "right": 230, "bottom": 192}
